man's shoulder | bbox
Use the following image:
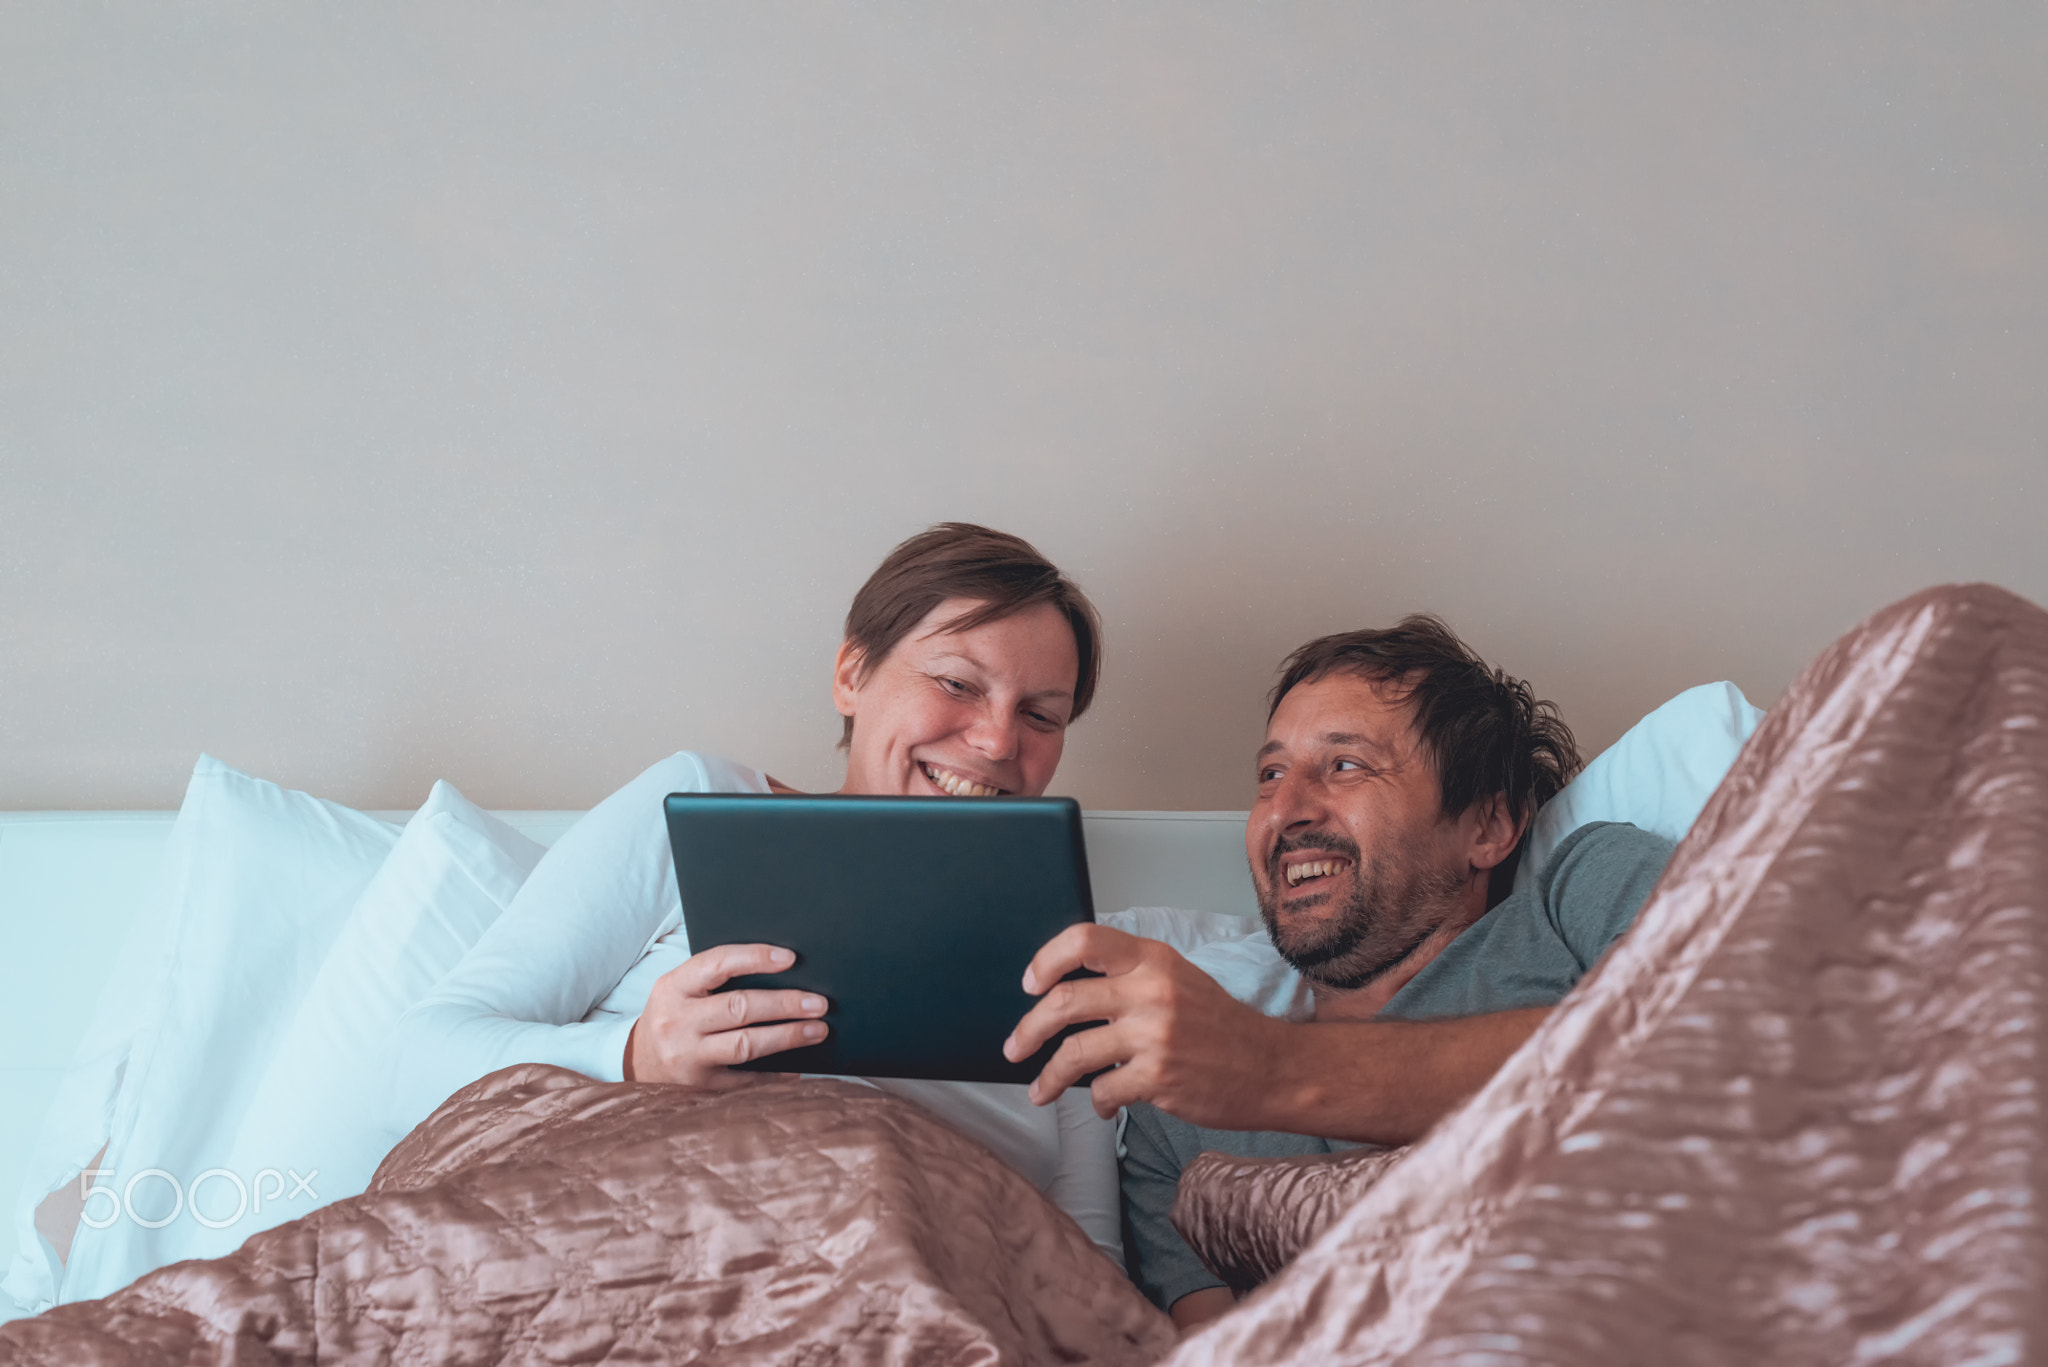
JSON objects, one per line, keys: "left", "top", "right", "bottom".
{"left": 1535, "top": 820, "right": 1677, "bottom": 905}
{"left": 1382, "top": 821, "right": 1676, "bottom": 1018}
{"left": 1542, "top": 819, "right": 1675, "bottom": 869}
{"left": 1526, "top": 819, "right": 1676, "bottom": 968}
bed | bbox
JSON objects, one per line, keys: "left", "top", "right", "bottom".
{"left": 0, "top": 804, "right": 1261, "bottom": 1322}
{"left": 27, "top": 582, "right": 2026, "bottom": 1367}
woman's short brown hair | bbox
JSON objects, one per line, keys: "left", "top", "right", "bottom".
{"left": 839, "top": 523, "right": 1103, "bottom": 747}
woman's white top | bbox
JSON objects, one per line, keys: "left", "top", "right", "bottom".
{"left": 394, "top": 752, "right": 1123, "bottom": 1263}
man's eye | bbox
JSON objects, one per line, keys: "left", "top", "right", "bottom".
{"left": 1258, "top": 767, "right": 1282, "bottom": 783}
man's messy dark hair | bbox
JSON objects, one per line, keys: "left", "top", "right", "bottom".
{"left": 1268, "top": 614, "right": 1583, "bottom": 891}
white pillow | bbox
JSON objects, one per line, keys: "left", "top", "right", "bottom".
{"left": 1513, "top": 680, "right": 1765, "bottom": 895}
{"left": 204, "top": 780, "right": 545, "bottom": 1255}
{"left": 7, "top": 757, "right": 399, "bottom": 1311}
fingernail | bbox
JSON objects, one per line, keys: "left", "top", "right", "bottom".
{"left": 1002, "top": 1032, "right": 1018, "bottom": 1061}
{"left": 802, "top": 1022, "right": 826, "bottom": 1041}
{"left": 1021, "top": 969, "right": 1038, "bottom": 994}
{"left": 801, "top": 995, "right": 824, "bottom": 1012}
{"left": 772, "top": 948, "right": 795, "bottom": 967}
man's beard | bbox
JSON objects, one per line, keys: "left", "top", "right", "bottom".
{"left": 1256, "top": 832, "right": 1469, "bottom": 992}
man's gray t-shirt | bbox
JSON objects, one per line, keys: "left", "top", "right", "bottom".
{"left": 1121, "top": 820, "right": 1675, "bottom": 1311}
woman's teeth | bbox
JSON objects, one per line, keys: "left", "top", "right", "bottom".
{"left": 1284, "top": 859, "right": 1342, "bottom": 887}
{"left": 922, "top": 763, "right": 1000, "bottom": 798}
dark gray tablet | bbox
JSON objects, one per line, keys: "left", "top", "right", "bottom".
{"left": 665, "top": 792, "right": 1097, "bottom": 1084}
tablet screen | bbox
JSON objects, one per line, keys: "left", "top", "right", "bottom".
{"left": 665, "top": 793, "right": 1096, "bottom": 1084}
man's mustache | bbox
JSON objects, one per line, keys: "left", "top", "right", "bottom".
{"left": 1264, "top": 831, "right": 1364, "bottom": 883}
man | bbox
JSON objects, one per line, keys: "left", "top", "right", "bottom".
{"left": 1004, "top": 615, "right": 1674, "bottom": 1329}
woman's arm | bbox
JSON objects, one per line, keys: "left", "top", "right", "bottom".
{"left": 387, "top": 753, "right": 733, "bottom": 1131}
{"left": 1046, "top": 1089, "right": 1125, "bottom": 1267}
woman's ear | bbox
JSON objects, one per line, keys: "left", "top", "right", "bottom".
{"left": 831, "top": 640, "right": 865, "bottom": 719}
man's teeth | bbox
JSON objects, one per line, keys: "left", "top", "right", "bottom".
{"left": 922, "top": 763, "right": 1000, "bottom": 798}
{"left": 1284, "top": 859, "right": 1342, "bottom": 887}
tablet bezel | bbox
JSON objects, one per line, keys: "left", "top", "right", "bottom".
{"left": 664, "top": 792, "right": 1096, "bottom": 1084}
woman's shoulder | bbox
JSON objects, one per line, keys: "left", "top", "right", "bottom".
{"left": 653, "top": 750, "right": 775, "bottom": 796}
{"left": 569, "top": 752, "right": 773, "bottom": 838}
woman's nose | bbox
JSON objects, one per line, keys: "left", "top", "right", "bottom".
{"left": 966, "top": 708, "right": 1022, "bottom": 761}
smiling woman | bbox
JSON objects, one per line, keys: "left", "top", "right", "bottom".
{"left": 831, "top": 521, "right": 1102, "bottom": 800}
{"left": 838, "top": 601, "right": 1081, "bottom": 799}
{"left": 386, "top": 523, "right": 1127, "bottom": 1260}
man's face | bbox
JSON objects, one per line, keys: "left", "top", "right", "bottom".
{"left": 1246, "top": 671, "right": 1475, "bottom": 991}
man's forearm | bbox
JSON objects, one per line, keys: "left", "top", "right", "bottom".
{"left": 1251, "top": 1008, "right": 1549, "bottom": 1145}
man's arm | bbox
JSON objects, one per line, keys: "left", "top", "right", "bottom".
{"left": 1120, "top": 1102, "right": 1235, "bottom": 1321}
{"left": 1005, "top": 926, "right": 1546, "bottom": 1144}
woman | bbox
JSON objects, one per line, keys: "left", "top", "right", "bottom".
{"left": 390, "top": 523, "right": 1122, "bottom": 1259}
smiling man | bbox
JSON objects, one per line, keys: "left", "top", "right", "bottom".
{"left": 1006, "top": 615, "right": 1676, "bottom": 1329}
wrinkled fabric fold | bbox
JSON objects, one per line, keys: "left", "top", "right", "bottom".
{"left": 1173, "top": 1145, "right": 1409, "bottom": 1293}
{"left": 1, "top": 1068, "right": 1172, "bottom": 1366}
{"left": 1166, "top": 582, "right": 2048, "bottom": 1365}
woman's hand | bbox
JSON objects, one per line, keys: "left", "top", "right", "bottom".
{"left": 624, "top": 943, "right": 830, "bottom": 1088}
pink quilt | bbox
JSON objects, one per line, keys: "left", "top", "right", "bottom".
{"left": 1165, "top": 582, "right": 2048, "bottom": 1364}
{"left": 0, "top": 1069, "right": 1171, "bottom": 1365}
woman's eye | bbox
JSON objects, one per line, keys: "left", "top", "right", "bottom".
{"left": 940, "top": 676, "right": 971, "bottom": 696}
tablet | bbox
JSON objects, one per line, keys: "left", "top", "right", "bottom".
{"left": 665, "top": 792, "right": 1097, "bottom": 1084}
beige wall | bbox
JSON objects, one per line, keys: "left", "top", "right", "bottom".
{"left": 3, "top": 4, "right": 2043, "bottom": 813}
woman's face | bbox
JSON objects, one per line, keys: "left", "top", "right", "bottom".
{"left": 834, "top": 598, "right": 1081, "bottom": 799}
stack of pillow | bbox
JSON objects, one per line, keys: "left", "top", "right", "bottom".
{"left": 4, "top": 760, "right": 549, "bottom": 1311}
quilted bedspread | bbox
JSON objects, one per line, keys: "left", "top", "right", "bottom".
{"left": 0, "top": 1068, "right": 1172, "bottom": 1366}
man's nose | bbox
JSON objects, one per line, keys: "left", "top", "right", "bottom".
{"left": 1268, "top": 768, "right": 1328, "bottom": 832}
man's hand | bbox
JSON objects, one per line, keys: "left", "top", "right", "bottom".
{"left": 1007, "top": 925, "right": 1553, "bottom": 1144}
{"left": 625, "top": 943, "right": 829, "bottom": 1088}
{"left": 1003, "top": 924, "right": 1290, "bottom": 1124}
